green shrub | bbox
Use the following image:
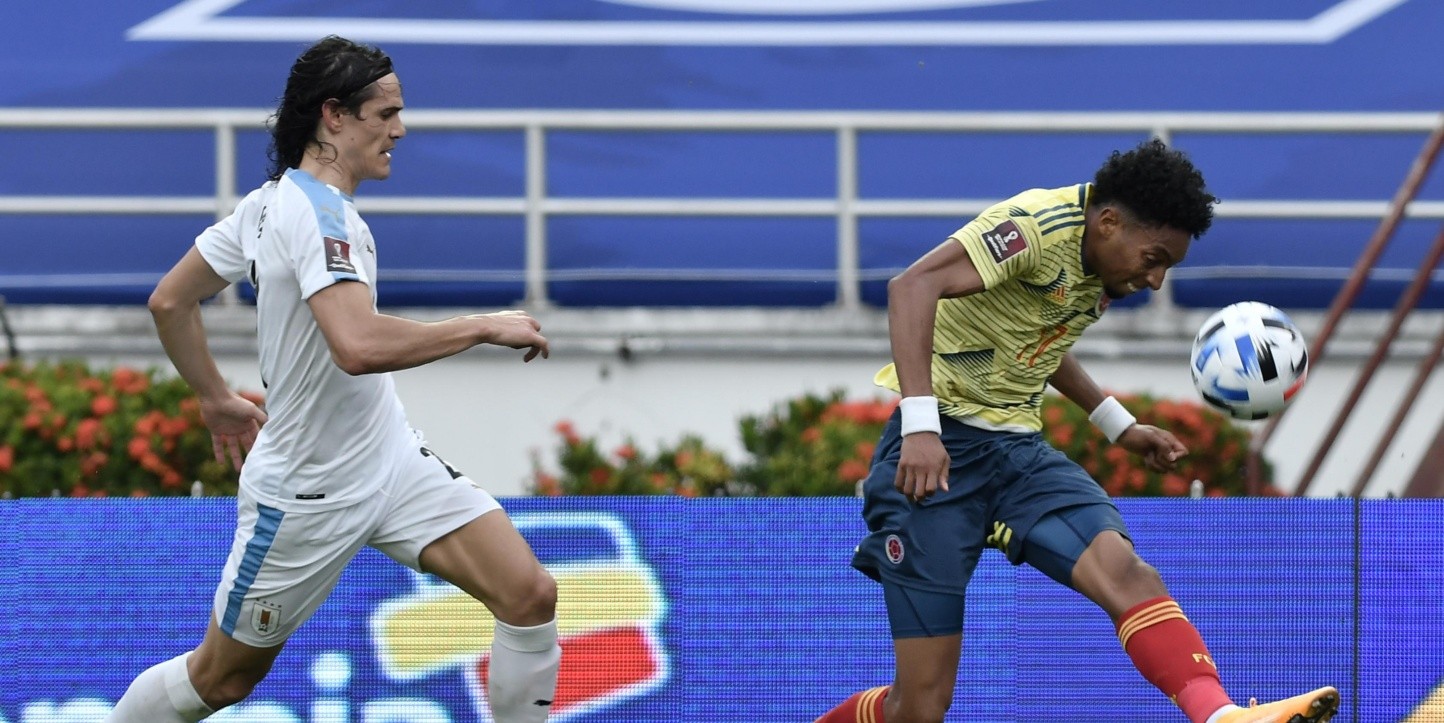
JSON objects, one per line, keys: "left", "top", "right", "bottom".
{"left": 530, "top": 389, "right": 1277, "bottom": 497}
{"left": 0, "top": 360, "right": 259, "bottom": 497}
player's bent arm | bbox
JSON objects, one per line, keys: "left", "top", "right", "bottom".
{"left": 148, "top": 247, "right": 237, "bottom": 401}
{"left": 1048, "top": 353, "right": 1107, "bottom": 414}
{"left": 887, "top": 239, "right": 987, "bottom": 397}
{"left": 307, "top": 281, "right": 544, "bottom": 375}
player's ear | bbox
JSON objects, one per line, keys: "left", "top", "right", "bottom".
{"left": 1096, "top": 205, "right": 1123, "bottom": 240}
{"left": 319, "top": 99, "right": 346, "bottom": 132}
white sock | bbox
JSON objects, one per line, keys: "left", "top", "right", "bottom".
{"left": 488, "top": 618, "right": 561, "bottom": 723}
{"left": 1205, "top": 705, "right": 1242, "bottom": 723}
{"left": 107, "top": 652, "right": 214, "bottom": 722}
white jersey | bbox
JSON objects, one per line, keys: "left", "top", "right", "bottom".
{"left": 196, "top": 168, "right": 416, "bottom": 512}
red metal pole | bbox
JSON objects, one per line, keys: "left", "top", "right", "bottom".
{"left": 1348, "top": 235, "right": 1444, "bottom": 496}
{"left": 1295, "top": 223, "right": 1444, "bottom": 496}
{"left": 1246, "top": 120, "right": 1444, "bottom": 495}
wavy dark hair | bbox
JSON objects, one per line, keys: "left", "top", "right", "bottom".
{"left": 1092, "top": 138, "right": 1217, "bottom": 239}
{"left": 266, "top": 36, "right": 394, "bottom": 181}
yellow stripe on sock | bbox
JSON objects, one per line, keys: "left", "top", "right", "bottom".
{"left": 1118, "top": 604, "right": 1187, "bottom": 648}
{"left": 1117, "top": 605, "right": 1183, "bottom": 640}
{"left": 858, "top": 686, "right": 888, "bottom": 723}
{"left": 1117, "top": 601, "right": 1182, "bottom": 634}
{"left": 1118, "top": 608, "right": 1185, "bottom": 646}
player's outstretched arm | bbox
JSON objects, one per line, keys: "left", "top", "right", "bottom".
{"left": 1050, "top": 353, "right": 1186, "bottom": 471}
{"left": 150, "top": 247, "right": 268, "bottom": 468}
{"left": 307, "top": 281, "right": 549, "bottom": 375}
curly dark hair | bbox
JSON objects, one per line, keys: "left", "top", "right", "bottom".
{"left": 266, "top": 36, "right": 394, "bottom": 181}
{"left": 1092, "top": 138, "right": 1217, "bottom": 239}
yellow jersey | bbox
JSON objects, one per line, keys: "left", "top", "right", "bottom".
{"left": 875, "top": 184, "right": 1109, "bottom": 432}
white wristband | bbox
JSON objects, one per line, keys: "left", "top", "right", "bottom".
{"left": 899, "top": 395, "right": 942, "bottom": 436}
{"left": 1089, "top": 395, "right": 1137, "bottom": 444}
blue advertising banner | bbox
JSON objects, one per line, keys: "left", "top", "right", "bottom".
{"left": 2, "top": 498, "right": 1441, "bottom": 722}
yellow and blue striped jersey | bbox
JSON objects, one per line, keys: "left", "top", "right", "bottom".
{"left": 876, "top": 184, "right": 1109, "bottom": 432}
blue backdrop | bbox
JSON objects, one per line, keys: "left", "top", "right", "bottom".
{"left": 3, "top": 1, "right": 1444, "bottom": 308}
{"left": 2, "top": 497, "right": 1442, "bottom": 722}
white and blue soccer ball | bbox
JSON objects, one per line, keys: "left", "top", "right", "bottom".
{"left": 1190, "top": 301, "right": 1309, "bottom": 420}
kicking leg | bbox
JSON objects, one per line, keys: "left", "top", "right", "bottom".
{"left": 420, "top": 509, "right": 560, "bottom": 723}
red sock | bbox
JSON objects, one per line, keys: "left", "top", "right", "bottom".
{"left": 814, "top": 686, "right": 890, "bottom": 723}
{"left": 1116, "top": 597, "right": 1232, "bottom": 723}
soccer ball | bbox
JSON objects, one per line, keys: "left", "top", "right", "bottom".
{"left": 1189, "top": 302, "right": 1309, "bottom": 420}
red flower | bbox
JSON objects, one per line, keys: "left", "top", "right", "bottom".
{"left": 0, "top": 445, "right": 12, "bottom": 473}
{"left": 127, "top": 437, "right": 150, "bottom": 460}
{"left": 91, "top": 395, "right": 118, "bottom": 417}
{"left": 837, "top": 458, "right": 870, "bottom": 483}
{"left": 75, "top": 418, "right": 104, "bottom": 450}
{"left": 614, "top": 444, "right": 638, "bottom": 461}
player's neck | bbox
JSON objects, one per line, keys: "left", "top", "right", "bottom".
{"left": 297, "top": 156, "right": 360, "bottom": 197}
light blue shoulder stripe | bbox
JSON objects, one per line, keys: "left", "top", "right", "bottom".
{"left": 284, "top": 168, "right": 349, "bottom": 241}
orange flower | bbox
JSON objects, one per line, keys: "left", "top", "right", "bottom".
{"left": 56, "top": 436, "right": 74, "bottom": 453}
{"left": 534, "top": 474, "right": 561, "bottom": 497}
{"left": 161, "top": 418, "right": 190, "bottom": 437}
{"left": 614, "top": 444, "right": 638, "bottom": 461}
{"left": 75, "top": 418, "right": 104, "bottom": 450}
{"left": 22, "top": 413, "right": 42, "bottom": 430}
{"left": 0, "top": 445, "right": 12, "bottom": 473}
{"left": 81, "top": 452, "right": 108, "bottom": 477}
{"left": 161, "top": 471, "right": 184, "bottom": 489}
{"left": 91, "top": 396, "right": 118, "bottom": 417}
{"left": 127, "top": 437, "right": 150, "bottom": 460}
{"left": 1160, "top": 474, "right": 1189, "bottom": 497}
{"left": 800, "top": 427, "right": 822, "bottom": 444}
{"left": 554, "top": 420, "right": 580, "bottom": 446}
{"left": 587, "top": 467, "right": 611, "bottom": 487}
{"left": 854, "top": 441, "right": 876, "bottom": 460}
{"left": 838, "top": 458, "right": 870, "bottom": 482}
{"left": 674, "top": 450, "right": 695, "bottom": 469}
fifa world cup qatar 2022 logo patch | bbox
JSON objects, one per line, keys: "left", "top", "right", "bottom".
{"left": 980, "top": 219, "right": 1028, "bottom": 264}
{"left": 324, "top": 237, "right": 357, "bottom": 275}
{"left": 371, "top": 513, "right": 669, "bottom": 722}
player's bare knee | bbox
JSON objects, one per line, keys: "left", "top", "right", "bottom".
{"left": 492, "top": 565, "right": 557, "bottom": 625}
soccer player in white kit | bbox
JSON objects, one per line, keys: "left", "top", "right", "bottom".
{"left": 107, "top": 36, "right": 561, "bottom": 722}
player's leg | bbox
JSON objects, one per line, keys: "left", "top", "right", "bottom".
{"left": 1000, "top": 438, "right": 1336, "bottom": 722}
{"left": 818, "top": 413, "right": 989, "bottom": 723}
{"left": 1031, "top": 510, "right": 1337, "bottom": 722}
{"left": 109, "top": 492, "right": 372, "bottom": 720}
{"left": 371, "top": 445, "right": 559, "bottom": 723}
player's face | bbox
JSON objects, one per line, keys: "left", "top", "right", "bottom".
{"left": 337, "top": 73, "right": 405, "bottom": 184}
{"left": 1097, "top": 213, "right": 1190, "bottom": 300}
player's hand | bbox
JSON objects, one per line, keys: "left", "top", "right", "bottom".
{"left": 1117, "top": 424, "right": 1188, "bottom": 473}
{"left": 199, "top": 393, "right": 268, "bottom": 470}
{"left": 473, "top": 310, "right": 550, "bottom": 362}
{"left": 895, "top": 433, "right": 950, "bottom": 503}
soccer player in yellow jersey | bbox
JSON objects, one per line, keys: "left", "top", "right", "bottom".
{"left": 815, "top": 140, "right": 1338, "bottom": 723}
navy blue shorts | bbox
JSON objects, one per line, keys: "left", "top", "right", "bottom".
{"left": 852, "top": 410, "right": 1130, "bottom": 601}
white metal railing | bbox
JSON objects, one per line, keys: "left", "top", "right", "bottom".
{"left": 2, "top": 109, "right": 1443, "bottom": 310}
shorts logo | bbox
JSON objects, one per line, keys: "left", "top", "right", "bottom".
{"left": 885, "top": 534, "right": 904, "bottom": 564}
{"left": 324, "top": 237, "right": 357, "bottom": 274}
{"left": 980, "top": 219, "right": 1027, "bottom": 264}
{"left": 252, "top": 600, "right": 282, "bottom": 635}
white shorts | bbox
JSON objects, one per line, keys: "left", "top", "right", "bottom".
{"left": 212, "top": 445, "right": 501, "bottom": 647}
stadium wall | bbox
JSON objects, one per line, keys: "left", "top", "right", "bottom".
{"left": 2, "top": 497, "right": 1440, "bottom": 723}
